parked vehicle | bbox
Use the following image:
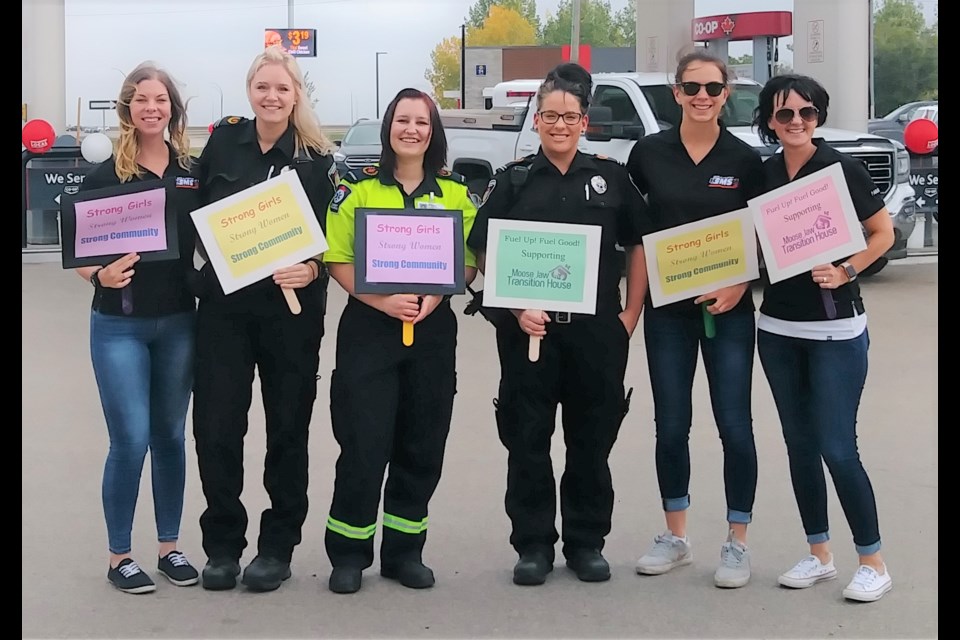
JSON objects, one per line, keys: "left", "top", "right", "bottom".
{"left": 332, "top": 118, "right": 381, "bottom": 177}
{"left": 443, "top": 72, "right": 917, "bottom": 269}
{"left": 868, "top": 100, "right": 937, "bottom": 143}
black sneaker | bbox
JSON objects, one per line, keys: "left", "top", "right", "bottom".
{"left": 158, "top": 551, "right": 199, "bottom": 586}
{"left": 107, "top": 559, "right": 156, "bottom": 594}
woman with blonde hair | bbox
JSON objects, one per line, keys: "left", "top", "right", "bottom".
{"left": 192, "top": 45, "right": 338, "bottom": 593}
{"left": 74, "top": 62, "right": 201, "bottom": 594}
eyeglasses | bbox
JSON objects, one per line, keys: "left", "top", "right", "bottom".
{"left": 678, "top": 82, "right": 725, "bottom": 97}
{"left": 538, "top": 111, "right": 583, "bottom": 125}
{"left": 774, "top": 106, "right": 820, "bottom": 124}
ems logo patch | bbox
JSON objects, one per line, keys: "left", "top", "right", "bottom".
{"left": 226, "top": 116, "right": 241, "bottom": 125}
{"left": 329, "top": 184, "right": 351, "bottom": 213}
{"left": 708, "top": 175, "right": 740, "bottom": 189}
{"left": 175, "top": 176, "right": 199, "bottom": 189}
{"left": 437, "top": 168, "right": 451, "bottom": 177}
{"left": 590, "top": 175, "right": 607, "bottom": 194}
{"left": 362, "top": 166, "right": 378, "bottom": 176}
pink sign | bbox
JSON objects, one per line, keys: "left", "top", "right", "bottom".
{"left": 365, "top": 214, "right": 456, "bottom": 285}
{"left": 73, "top": 187, "right": 168, "bottom": 258}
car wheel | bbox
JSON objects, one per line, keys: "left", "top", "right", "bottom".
{"left": 859, "top": 257, "right": 888, "bottom": 277}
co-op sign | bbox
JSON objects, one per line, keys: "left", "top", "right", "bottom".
{"left": 692, "top": 12, "right": 793, "bottom": 42}
{"left": 26, "top": 166, "right": 93, "bottom": 209}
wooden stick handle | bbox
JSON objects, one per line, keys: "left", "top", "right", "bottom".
{"left": 402, "top": 321, "right": 414, "bottom": 347}
{"left": 282, "top": 288, "right": 301, "bottom": 315}
{"left": 528, "top": 335, "right": 541, "bottom": 362}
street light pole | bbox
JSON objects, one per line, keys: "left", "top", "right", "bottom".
{"left": 460, "top": 23, "right": 466, "bottom": 109}
{"left": 375, "top": 51, "right": 387, "bottom": 118}
{"left": 210, "top": 82, "right": 224, "bottom": 120}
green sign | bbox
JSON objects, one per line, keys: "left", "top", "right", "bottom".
{"left": 484, "top": 219, "right": 601, "bottom": 314}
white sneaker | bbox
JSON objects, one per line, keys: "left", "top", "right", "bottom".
{"left": 842, "top": 564, "right": 892, "bottom": 602}
{"left": 714, "top": 531, "right": 751, "bottom": 588}
{"left": 635, "top": 532, "right": 693, "bottom": 575}
{"left": 778, "top": 554, "right": 838, "bottom": 589}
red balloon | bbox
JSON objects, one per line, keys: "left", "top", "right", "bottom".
{"left": 208, "top": 123, "right": 215, "bottom": 134}
{"left": 22, "top": 119, "right": 56, "bottom": 154}
{"left": 903, "top": 118, "right": 938, "bottom": 155}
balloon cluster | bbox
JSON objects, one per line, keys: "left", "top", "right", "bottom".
{"left": 21, "top": 119, "right": 114, "bottom": 163}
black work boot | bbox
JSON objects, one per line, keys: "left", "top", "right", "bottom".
{"left": 565, "top": 549, "right": 611, "bottom": 582}
{"left": 241, "top": 556, "right": 291, "bottom": 592}
{"left": 380, "top": 561, "right": 435, "bottom": 589}
{"left": 329, "top": 567, "right": 363, "bottom": 594}
{"left": 513, "top": 550, "right": 553, "bottom": 586}
{"left": 201, "top": 558, "right": 241, "bottom": 591}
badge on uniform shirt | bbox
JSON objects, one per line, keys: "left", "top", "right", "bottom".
{"left": 590, "top": 175, "right": 607, "bottom": 194}
{"left": 329, "top": 184, "right": 351, "bottom": 213}
{"left": 175, "top": 176, "right": 199, "bottom": 189}
{"left": 708, "top": 175, "right": 740, "bottom": 189}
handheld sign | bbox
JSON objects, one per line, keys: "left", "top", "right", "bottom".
{"left": 482, "top": 219, "right": 602, "bottom": 362}
{"left": 748, "top": 163, "right": 866, "bottom": 283}
{"left": 190, "top": 170, "right": 328, "bottom": 314}
{"left": 748, "top": 163, "right": 866, "bottom": 318}
{"left": 642, "top": 207, "right": 758, "bottom": 337}
{"left": 60, "top": 179, "right": 180, "bottom": 268}
{"left": 354, "top": 207, "right": 466, "bottom": 347}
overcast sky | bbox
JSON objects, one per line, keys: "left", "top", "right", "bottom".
{"left": 63, "top": 0, "right": 936, "bottom": 128}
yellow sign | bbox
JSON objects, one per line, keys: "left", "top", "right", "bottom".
{"left": 643, "top": 208, "right": 759, "bottom": 308}
{"left": 191, "top": 171, "right": 328, "bottom": 294}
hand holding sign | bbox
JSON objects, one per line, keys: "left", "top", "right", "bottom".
{"left": 272, "top": 262, "right": 318, "bottom": 315}
{"left": 516, "top": 309, "right": 549, "bottom": 362}
{"left": 97, "top": 252, "right": 140, "bottom": 288}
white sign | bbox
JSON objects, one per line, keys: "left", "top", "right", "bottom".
{"left": 808, "top": 20, "right": 824, "bottom": 63}
{"left": 646, "top": 37, "right": 659, "bottom": 71}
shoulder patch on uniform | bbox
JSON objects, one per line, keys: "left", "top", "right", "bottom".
{"left": 326, "top": 161, "right": 339, "bottom": 188}
{"left": 329, "top": 184, "right": 352, "bottom": 213}
{"left": 479, "top": 178, "right": 497, "bottom": 207}
{"left": 591, "top": 153, "right": 624, "bottom": 166}
{"left": 495, "top": 154, "right": 535, "bottom": 174}
{"left": 436, "top": 168, "right": 466, "bottom": 184}
{"left": 214, "top": 115, "right": 248, "bottom": 128}
{"left": 342, "top": 167, "right": 380, "bottom": 184}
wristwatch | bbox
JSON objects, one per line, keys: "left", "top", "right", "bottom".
{"left": 841, "top": 262, "right": 858, "bottom": 282}
{"left": 90, "top": 268, "right": 104, "bottom": 288}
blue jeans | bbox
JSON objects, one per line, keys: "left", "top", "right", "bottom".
{"left": 757, "top": 329, "right": 881, "bottom": 555}
{"left": 90, "top": 310, "right": 195, "bottom": 555}
{"left": 643, "top": 307, "right": 757, "bottom": 523}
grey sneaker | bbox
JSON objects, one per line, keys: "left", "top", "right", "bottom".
{"left": 635, "top": 532, "right": 693, "bottom": 575}
{"left": 714, "top": 531, "right": 751, "bottom": 588}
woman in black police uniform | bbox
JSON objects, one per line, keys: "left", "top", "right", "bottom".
{"left": 321, "top": 88, "right": 478, "bottom": 594}
{"left": 75, "top": 62, "right": 200, "bottom": 594}
{"left": 627, "top": 51, "right": 763, "bottom": 589}
{"left": 192, "top": 46, "right": 337, "bottom": 593}
{"left": 467, "top": 63, "right": 649, "bottom": 586}
{"left": 753, "top": 75, "right": 894, "bottom": 602}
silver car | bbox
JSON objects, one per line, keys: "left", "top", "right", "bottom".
{"left": 333, "top": 119, "right": 382, "bottom": 177}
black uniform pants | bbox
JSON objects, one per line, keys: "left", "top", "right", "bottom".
{"left": 193, "top": 283, "right": 324, "bottom": 563}
{"left": 494, "top": 311, "right": 630, "bottom": 561}
{"left": 325, "top": 298, "right": 457, "bottom": 570}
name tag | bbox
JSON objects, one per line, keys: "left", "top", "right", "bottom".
{"left": 415, "top": 200, "right": 446, "bottom": 210}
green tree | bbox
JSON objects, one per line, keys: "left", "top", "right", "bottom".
{"left": 613, "top": 2, "right": 635, "bottom": 46}
{"left": 466, "top": 0, "right": 540, "bottom": 34}
{"left": 540, "top": 0, "right": 628, "bottom": 47}
{"left": 425, "top": 36, "right": 461, "bottom": 109}
{"left": 873, "top": 0, "right": 938, "bottom": 115}
{"left": 728, "top": 54, "right": 753, "bottom": 65}
{"left": 467, "top": 5, "right": 538, "bottom": 46}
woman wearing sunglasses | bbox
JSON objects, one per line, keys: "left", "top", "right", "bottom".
{"left": 752, "top": 74, "right": 894, "bottom": 602}
{"left": 626, "top": 51, "right": 763, "bottom": 589}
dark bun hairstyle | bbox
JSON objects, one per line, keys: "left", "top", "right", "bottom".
{"left": 537, "top": 62, "right": 592, "bottom": 112}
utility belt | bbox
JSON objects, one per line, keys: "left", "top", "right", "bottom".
{"left": 464, "top": 287, "right": 618, "bottom": 327}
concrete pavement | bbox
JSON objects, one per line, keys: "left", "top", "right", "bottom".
{"left": 22, "top": 260, "right": 938, "bottom": 639}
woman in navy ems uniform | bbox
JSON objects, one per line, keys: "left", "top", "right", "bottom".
{"left": 753, "top": 74, "right": 894, "bottom": 602}
{"left": 627, "top": 51, "right": 763, "bottom": 588}
{"left": 192, "top": 46, "right": 337, "bottom": 593}
{"left": 467, "top": 63, "right": 649, "bottom": 586}
{"left": 75, "top": 62, "right": 200, "bottom": 594}
{"left": 321, "top": 88, "right": 478, "bottom": 594}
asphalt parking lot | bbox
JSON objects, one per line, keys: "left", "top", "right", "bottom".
{"left": 22, "top": 258, "right": 937, "bottom": 639}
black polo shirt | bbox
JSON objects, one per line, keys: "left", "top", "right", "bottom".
{"left": 760, "top": 139, "right": 886, "bottom": 321}
{"left": 627, "top": 126, "right": 764, "bottom": 317}
{"left": 467, "top": 150, "right": 649, "bottom": 315}
{"left": 79, "top": 144, "right": 199, "bottom": 317}
{"left": 193, "top": 117, "right": 337, "bottom": 297}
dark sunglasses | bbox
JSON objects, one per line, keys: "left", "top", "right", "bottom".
{"left": 774, "top": 106, "right": 820, "bottom": 124}
{"left": 678, "top": 81, "right": 725, "bottom": 97}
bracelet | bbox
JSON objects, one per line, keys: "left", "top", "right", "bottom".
{"left": 305, "top": 258, "right": 322, "bottom": 281}
{"left": 90, "top": 268, "right": 103, "bottom": 288}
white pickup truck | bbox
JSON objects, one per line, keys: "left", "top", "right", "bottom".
{"left": 442, "top": 72, "right": 918, "bottom": 269}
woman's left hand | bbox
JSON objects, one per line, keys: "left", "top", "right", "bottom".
{"left": 695, "top": 283, "right": 750, "bottom": 315}
{"left": 273, "top": 262, "right": 316, "bottom": 289}
{"left": 811, "top": 263, "right": 847, "bottom": 289}
{"left": 413, "top": 295, "right": 443, "bottom": 324}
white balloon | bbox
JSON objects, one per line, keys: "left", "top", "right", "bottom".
{"left": 81, "top": 133, "right": 113, "bottom": 164}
